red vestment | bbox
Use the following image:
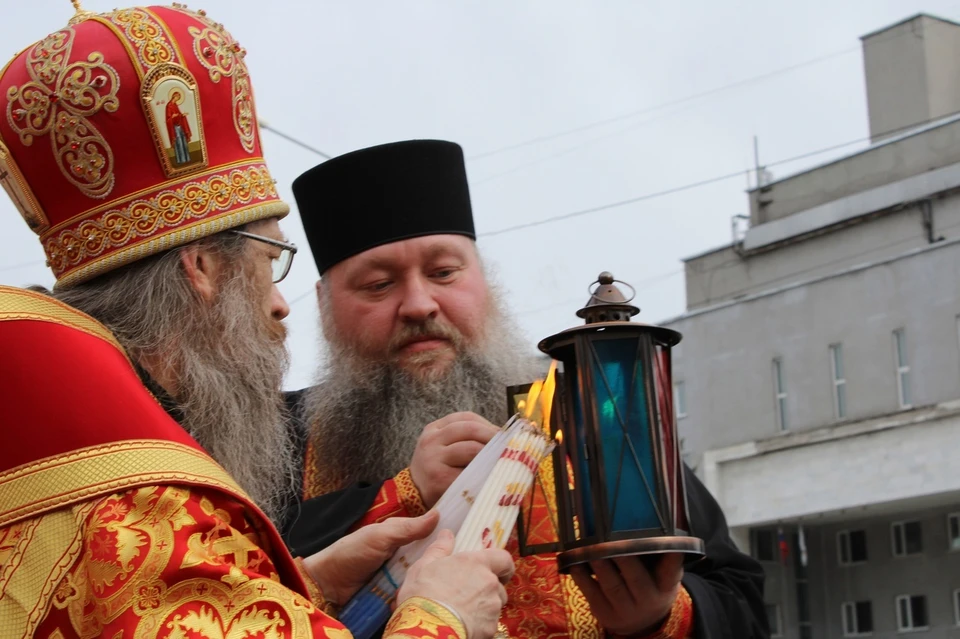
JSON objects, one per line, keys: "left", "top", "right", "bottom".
{"left": 302, "top": 449, "right": 694, "bottom": 639}
{"left": 0, "top": 286, "right": 465, "bottom": 639}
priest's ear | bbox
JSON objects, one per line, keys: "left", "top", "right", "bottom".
{"left": 179, "top": 241, "right": 224, "bottom": 302}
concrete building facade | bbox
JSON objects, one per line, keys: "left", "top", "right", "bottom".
{"left": 663, "top": 14, "right": 960, "bottom": 639}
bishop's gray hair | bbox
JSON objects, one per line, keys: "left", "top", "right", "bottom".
{"left": 44, "top": 230, "right": 297, "bottom": 524}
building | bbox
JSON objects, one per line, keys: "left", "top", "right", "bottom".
{"left": 664, "top": 14, "right": 960, "bottom": 639}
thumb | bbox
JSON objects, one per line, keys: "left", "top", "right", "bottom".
{"left": 377, "top": 511, "right": 440, "bottom": 550}
{"left": 418, "top": 528, "right": 455, "bottom": 565}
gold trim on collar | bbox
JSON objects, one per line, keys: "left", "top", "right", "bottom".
{"left": 0, "top": 439, "right": 248, "bottom": 527}
{"left": 0, "top": 285, "right": 122, "bottom": 353}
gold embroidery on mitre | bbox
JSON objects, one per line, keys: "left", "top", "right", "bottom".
{"left": 42, "top": 164, "right": 278, "bottom": 276}
{"left": 179, "top": 9, "right": 255, "bottom": 153}
{"left": 68, "top": 0, "right": 96, "bottom": 26}
{"left": 141, "top": 63, "right": 208, "bottom": 177}
{"left": 0, "top": 138, "right": 48, "bottom": 232}
{"left": 103, "top": 8, "right": 177, "bottom": 72}
{"left": 5, "top": 28, "right": 120, "bottom": 199}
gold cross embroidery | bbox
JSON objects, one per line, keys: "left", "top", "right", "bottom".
{"left": 179, "top": 6, "right": 255, "bottom": 153}
{"left": 5, "top": 27, "right": 120, "bottom": 199}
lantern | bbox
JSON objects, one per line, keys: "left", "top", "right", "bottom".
{"left": 510, "top": 272, "right": 704, "bottom": 572}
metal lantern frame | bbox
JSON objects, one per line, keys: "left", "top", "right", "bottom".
{"left": 512, "top": 272, "right": 704, "bottom": 572}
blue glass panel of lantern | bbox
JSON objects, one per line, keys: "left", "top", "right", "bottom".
{"left": 589, "top": 337, "right": 661, "bottom": 532}
{"left": 569, "top": 371, "right": 596, "bottom": 538}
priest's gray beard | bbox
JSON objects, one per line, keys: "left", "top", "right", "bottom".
{"left": 51, "top": 235, "right": 298, "bottom": 524}
{"left": 304, "top": 284, "right": 545, "bottom": 494}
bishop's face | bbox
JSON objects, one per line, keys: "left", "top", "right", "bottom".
{"left": 321, "top": 234, "right": 490, "bottom": 378}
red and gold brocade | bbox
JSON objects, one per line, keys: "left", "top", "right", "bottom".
{"left": 0, "top": 286, "right": 466, "bottom": 639}
{"left": 303, "top": 458, "right": 693, "bottom": 639}
{"left": 3, "top": 483, "right": 465, "bottom": 639}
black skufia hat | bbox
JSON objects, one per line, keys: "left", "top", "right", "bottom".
{"left": 292, "top": 139, "right": 476, "bottom": 274}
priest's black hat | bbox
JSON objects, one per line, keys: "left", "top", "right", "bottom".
{"left": 292, "top": 139, "right": 476, "bottom": 274}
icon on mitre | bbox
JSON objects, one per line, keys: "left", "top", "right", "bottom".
{"left": 142, "top": 65, "right": 208, "bottom": 177}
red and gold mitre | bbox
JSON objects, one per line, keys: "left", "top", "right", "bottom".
{"left": 0, "top": 2, "right": 287, "bottom": 287}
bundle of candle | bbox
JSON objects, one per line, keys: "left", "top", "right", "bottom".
{"left": 452, "top": 420, "right": 555, "bottom": 553}
{"left": 337, "top": 367, "right": 557, "bottom": 639}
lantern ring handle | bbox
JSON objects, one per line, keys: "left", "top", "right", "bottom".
{"left": 587, "top": 276, "right": 636, "bottom": 304}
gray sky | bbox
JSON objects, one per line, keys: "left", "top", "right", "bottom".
{"left": 2, "top": 0, "right": 956, "bottom": 389}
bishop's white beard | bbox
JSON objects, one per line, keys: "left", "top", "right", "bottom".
{"left": 51, "top": 238, "right": 298, "bottom": 526}
{"left": 304, "top": 286, "right": 545, "bottom": 494}
{"left": 174, "top": 264, "right": 297, "bottom": 525}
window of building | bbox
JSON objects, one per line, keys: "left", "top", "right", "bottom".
{"left": 949, "top": 513, "right": 960, "bottom": 552}
{"left": 765, "top": 604, "right": 782, "bottom": 638}
{"left": 773, "top": 358, "right": 787, "bottom": 430}
{"left": 842, "top": 601, "right": 874, "bottom": 636}
{"left": 893, "top": 329, "right": 911, "bottom": 409}
{"left": 838, "top": 529, "right": 868, "bottom": 565}
{"left": 954, "top": 589, "right": 960, "bottom": 626}
{"left": 896, "top": 594, "right": 928, "bottom": 631}
{"left": 674, "top": 381, "right": 687, "bottom": 420}
{"left": 830, "top": 343, "right": 847, "bottom": 419}
{"left": 892, "top": 520, "right": 923, "bottom": 557}
{"left": 751, "top": 529, "right": 775, "bottom": 562}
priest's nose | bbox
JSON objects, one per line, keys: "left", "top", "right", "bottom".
{"left": 397, "top": 278, "right": 439, "bottom": 321}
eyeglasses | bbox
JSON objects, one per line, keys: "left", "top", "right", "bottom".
{"left": 231, "top": 229, "right": 298, "bottom": 283}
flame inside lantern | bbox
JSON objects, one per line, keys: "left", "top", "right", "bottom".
{"left": 521, "top": 360, "right": 558, "bottom": 432}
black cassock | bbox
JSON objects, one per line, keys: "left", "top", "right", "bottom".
{"left": 279, "top": 390, "right": 770, "bottom": 639}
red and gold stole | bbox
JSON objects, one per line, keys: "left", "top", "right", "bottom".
{"left": 0, "top": 285, "right": 308, "bottom": 633}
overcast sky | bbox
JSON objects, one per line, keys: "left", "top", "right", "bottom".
{"left": 2, "top": 0, "right": 956, "bottom": 389}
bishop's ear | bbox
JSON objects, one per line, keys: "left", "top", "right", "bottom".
{"left": 179, "top": 241, "right": 222, "bottom": 302}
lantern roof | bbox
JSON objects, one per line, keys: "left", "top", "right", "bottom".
{"left": 538, "top": 271, "right": 682, "bottom": 354}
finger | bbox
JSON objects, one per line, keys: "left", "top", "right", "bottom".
{"left": 569, "top": 565, "right": 613, "bottom": 618}
{"left": 441, "top": 440, "right": 486, "bottom": 468}
{"left": 612, "top": 555, "right": 657, "bottom": 601}
{"left": 418, "top": 529, "right": 454, "bottom": 564}
{"left": 590, "top": 559, "right": 632, "bottom": 605}
{"left": 434, "top": 411, "right": 488, "bottom": 426}
{"left": 497, "top": 583, "right": 508, "bottom": 607}
{"left": 471, "top": 549, "right": 515, "bottom": 583}
{"left": 428, "top": 412, "right": 478, "bottom": 431}
{"left": 654, "top": 553, "right": 685, "bottom": 592}
{"left": 436, "top": 421, "right": 499, "bottom": 446}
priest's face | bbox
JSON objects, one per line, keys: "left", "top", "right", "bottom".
{"left": 321, "top": 234, "right": 490, "bottom": 378}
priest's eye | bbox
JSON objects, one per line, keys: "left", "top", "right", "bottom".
{"left": 431, "top": 268, "right": 456, "bottom": 280}
{"left": 366, "top": 281, "right": 392, "bottom": 292}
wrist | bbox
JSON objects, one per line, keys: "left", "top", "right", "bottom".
{"left": 614, "top": 586, "right": 693, "bottom": 639}
{"left": 293, "top": 556, "right": 341, "bottom": 618}
{"left": 388, "top": 596, "right": 468, "bottom": 639}
{"left": 395, "top": 467, "right": 428, "bottom": 515}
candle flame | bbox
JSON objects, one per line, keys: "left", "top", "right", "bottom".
{"left": 521, "top": 360, "right": 558, "bottom": 436}
{"left": 555, "top": 429, "right": 563, "bottom": 444}
{"left": 540, "top": 360, "right": 557, "bottom": 432}
{"left": 523, "top": 380, "right": 543, "bottom": 419}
